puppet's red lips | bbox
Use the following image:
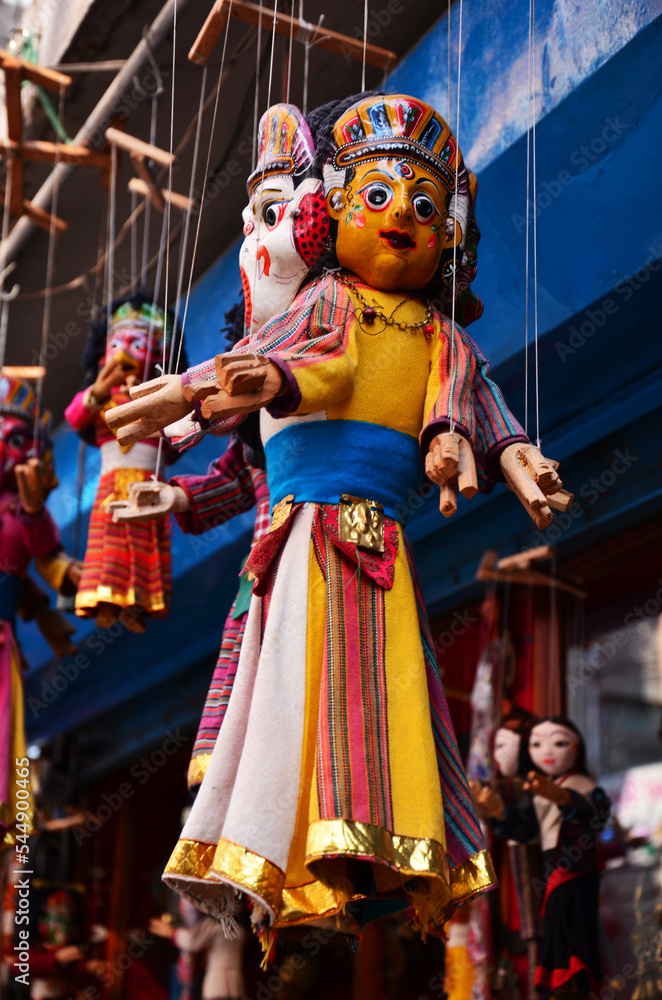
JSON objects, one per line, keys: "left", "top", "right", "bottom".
{"left": 378, "top": 228, "right": 416, "bottom": 251}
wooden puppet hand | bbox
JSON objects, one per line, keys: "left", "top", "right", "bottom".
{"left": 425, "top": 432, "right": 478, "bottom": 517}
{"left": 34, "top": 606, "right": 77, "bottom": 658}
{"left": 109, "top": 482, "right": 190, "bottom": 523}
{"left": 500, "top": 443, "right": 573, "bottom": 529}
{"left": 66, "top": 559, "right": 83, "bottom": 589}
{"left": 523, "top": 770, "right": 573, "bottom": 807}
{"left": 473, "top": 783, "right": 506, "bottom": 821}
{"left": 183, "top": 353, "right": 285, "bottom": 420}
{"left": 90, "top": 358, "right": 131, "bottom": 404}
{"left": 148, "top": 917, "right": 174, "bottom": 940}
{"left": 104, "top": 374, "right": 192, "bottom": 447}
{"left": 15, "top": 458, "right": 45, "bottom": 515}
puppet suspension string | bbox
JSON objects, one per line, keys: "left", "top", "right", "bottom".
{"left": 448, "top": 0, "right": 464, "bottom": 437}
{"left": 105, "top": 144, "right": 118, "bottom": 338}
{"left": 141, "top": 92, "right": 160, "bottom": 286}
{"left": 130, "top": 187, "right": 138, "bottom": 290}
{"left": 34, "top": 82, "right": 66, "bottom": 445}
{"left": 252, "top": 0, "right": 265, "bottom": 170}
{"left": 178, "top": 6, "right": 233, "bottom": 356}
{"left": 285, "top": 0, "right": 295, "bottom": 101}
{"left": 525, "top": 0, "right": 541, "bottom": 447}
{"left": 0, "top": 153, "right": 15, "bottom": 370}
{"left": 361, "top": 0, "right": 368, "bottom": 91}
{"left": 170, "top": 65, "right": 208, "bottom": 373}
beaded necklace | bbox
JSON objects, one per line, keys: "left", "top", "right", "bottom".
{"left": 335, "top": 272, "right": 436, "bottom": 338}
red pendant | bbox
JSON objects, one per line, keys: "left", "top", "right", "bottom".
{"left": 363, "top": 307, "right": 377, "bottom": 323}
{"left": 424, "top": 323, "right": 435, "bottom": 338}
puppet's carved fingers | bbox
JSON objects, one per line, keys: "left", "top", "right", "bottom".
{"left": 520, "top": 444, "right": 563, "bottom": 494}
{"left": 182, "top": 379, "right": 220, "bottom": 403}
{"left": 439, "top": 481, "right": 458, "bottom": 517}
{"left": 106, "top": 377, "right": 191, "bottom": 445}
{"left": 16, "top": 458, "right": 45, "bottom": 514}
{"left": 457, "top": 437, "right": 478, "bottom": 499}
{"left": 127, "top": 375, "right": 176, "bottom": 400}
{"left": 425, "top": 433, "right": 458, "bottom": 485}
{"left": 200, "top": 363, "right": 284, "bottom": 418}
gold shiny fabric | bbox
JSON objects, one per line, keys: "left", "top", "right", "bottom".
{"left": 186, "top": 753, "right": 212, "bottom": 791}
{"left": 164, "top": 820, "right": 496, "bottom": 931}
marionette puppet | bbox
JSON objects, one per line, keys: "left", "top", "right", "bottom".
{"left": 477, "top": 717, "right": 610, "bottom": 999}
{"left": 64, "top": 295, "right": 184, "bottom": 634}
{"left": 472, "top": 712, "right": 543, "bottom": 999}
{"left": 106, "top": 94, "right": 574, "bottom": 944}
{"left": 111, "top": 104, "right": 328, "bottom": 792}
{"left": 0, "top": 376, "right": 80, "bottom": 849}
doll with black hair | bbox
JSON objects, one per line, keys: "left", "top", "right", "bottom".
{"left": 478, "top": 717, "right": 611, "bottom": 999}
{"left": 64, "top": 292, "right": 183, "bottom": 633}
{"left": 472, "top": 710, "right": 543, "bottom": 999}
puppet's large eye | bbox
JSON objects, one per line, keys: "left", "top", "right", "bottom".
{"left": 412, "top": 192, "right": 436, "bottom": 223}
{"left": 361, "top": 182, "right": 393, "bottom": 211}
{"left": 8, "top": 430, "right": 27, "bottom": 450}
{"left": 262, "top": 201, "right": 288, "bottom": 230}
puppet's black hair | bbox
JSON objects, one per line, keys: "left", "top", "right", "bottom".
{"left": 528, "top": 716, "right": 590, "bottom": 777}
{"left": 80, "top": 289, "right": 188, "bottom": 387}
{"left": 222, "top": 298, "right": 266, "bottom": 470}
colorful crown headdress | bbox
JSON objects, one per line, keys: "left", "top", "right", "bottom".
{"left": 0, "top": 374, "right": 51, "bottom": 434}
{"left": 247, "top": 103, "right": 315, "bottom": 196}
{"left": 331, "top": 95, "right": 461, "bottom": 191}
{"left": 109, "top": 301, "right": 172, "bottom": 344}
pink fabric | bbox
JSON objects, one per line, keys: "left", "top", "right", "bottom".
{"left": 0, "top": 489, "right": 60, "bottom": 575}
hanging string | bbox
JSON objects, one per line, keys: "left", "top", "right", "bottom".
{"left": 0, "top": 153, "right": 15, "bottom": 369}
{"left": 524, "top": 0, "right": 532, "bottom": 438}
{"left": 141, "top": 92, "right": 160, "bottom": 287}
{"left": 285, "top": 0, "right": 295, "bottom": 102}
{"left": 447, "top": 0, "right": 451, "bottom": 124}
{"left": 248, "top": 0, "right": 280, "bottom": 337}
{"left": 361, "top": 0, "right": 368, "bottom": 91}
{"left": 252, "top": 0, "right": 265, "bottom": 169}
{"left": 531, "top": 0, "right": 541, "bottom": 449}
{"left": 170, "top": 65, "right": 208, "bottom": 373}
{"left": 178, "top": 0, "right": 234, "bottom": 360}
{"left": 448, "top": 0, "right": 464, "bottom": 437}
{"left": 34, "top": 81, "right": 66, "bottom": 447}
{"left": 105, "top": 143, "right": 118, "bottom": 341}
{"left": 129, "top": 186, "right": 138, "bottom": 291}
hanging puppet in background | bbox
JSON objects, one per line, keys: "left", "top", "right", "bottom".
{"left": 107, "top": 93, "right": 571, "bottom": 943}
{"left": 0, "top": 376, "right": 80, "bottom": 849}
{"left": 111, "top": 102, "right": 328, "bottom": 792}
{"left": 476, "top": 717, "right": 610, "bottom": 999}
{"left": 471, "top": 711, "right": 543, "bottom": 1000}
{"left": 65, "top": 294, "right": 185, "bottom": 634}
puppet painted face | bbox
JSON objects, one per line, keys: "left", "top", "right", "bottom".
{"left": 103, "top": 324, "right": 154, "bottom": 378}
{"left": 493, "top": 727, "right": 522, "bottom": 778}
{"left": 240, "top": 175, "right": 328, "bottom": 334}
{"left": 528, "top": 721, "right": 580, "bottom": 778}
{"left": 0, "top": 414, "right": 32, "bottom": 489}
{"left": 328, "top": 158, "right": 456, "bottom": 291}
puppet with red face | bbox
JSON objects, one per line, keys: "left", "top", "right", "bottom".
{"left": 64, "top": 295, "right": 180, "bottom": 633}
{"left": 0, "top": 377, "right": 80, "bottom": 848}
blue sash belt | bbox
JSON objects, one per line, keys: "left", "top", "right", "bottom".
{"left": 264, "top": 419, "right": 424, "bottom": 523}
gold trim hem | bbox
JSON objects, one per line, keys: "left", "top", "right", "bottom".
{"left": 187, "top": 754, "right": 212, "bottom": 790}
{"left": 75, "top": 586, "right": 167, "bottom": 615}
{"left": 449, "top": 849, "right": 498, "bottom": 905}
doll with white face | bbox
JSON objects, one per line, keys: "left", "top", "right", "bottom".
{"left": 527, "top": 719, "right": 581, "bottom": 779}
{"left": 488, "top": 717, "right": 610, "bottom": 999}
{"left": 240, "top": 104, "right": 328, "bottom": 334}
{"left": 493, "top": 726, "right": 523, "bottom": 779}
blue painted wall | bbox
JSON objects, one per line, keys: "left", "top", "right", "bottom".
{"left": 22, "top": 0, "right": 662, "bottom": 755}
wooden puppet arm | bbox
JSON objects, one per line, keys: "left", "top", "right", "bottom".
{"left": 105, "top": 374, "right": 193, "bottom": 447}
{"left": 500, "top": 443, "right": 573, "bottom": 529}
{"left": 109, "top": 482, "right": 190, "bottom": 523}
{"left": 425, "top": 432, "right": 478, "bottom": 517}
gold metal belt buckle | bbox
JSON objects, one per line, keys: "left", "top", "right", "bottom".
{"left": 269, "top": 494, "right": 295, "bottom": 531}
{"left": 339, "top": 494, "right": 385, "bottom": 553}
